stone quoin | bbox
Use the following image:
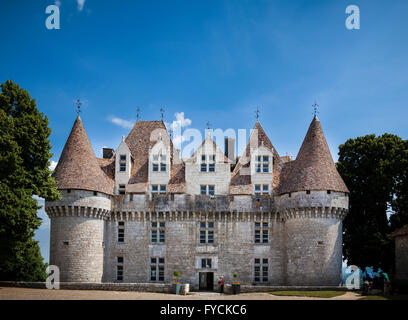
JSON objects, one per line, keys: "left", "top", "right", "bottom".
{"left": 45, "top": 114, "right": 349, "bottom": 290}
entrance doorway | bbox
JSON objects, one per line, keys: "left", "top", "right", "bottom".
{"left": 199, "top": 272, "right": 214, "bottom": 291}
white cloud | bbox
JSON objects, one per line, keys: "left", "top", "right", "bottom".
{"left": 49, "top": 161, "right": 58, "bottom": 171}
{"left": 108, "top": 116, "right": 134, "bottom": 129}
{"left": 77, "top": 0, "right": 86, "bottom": 12}
{"left": 168, "top": 112, "right": 192, "bottom": 131}
{"left": 166, "top": 112, "right": 192, "bottom": 149}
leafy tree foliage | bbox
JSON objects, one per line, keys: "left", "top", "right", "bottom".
{"left": 0, "top": 80, "right": 59, "bottom": 281}
{"left": 337, "top": 134, "right": 408, "bottom": 273}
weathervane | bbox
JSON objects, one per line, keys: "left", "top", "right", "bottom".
{"left": 255, "top": 107, "right": 260, "bottom": 121}
{"left": 312, "top": 101, "right": 319, "bottom": 117}
{"left": 160, "top": 107, "right": 165, "bottom": 121}
{"left": 76, "top": 99, "right": 82, "bottom": 115}
{"left": 137, "top": 107, "right": 141, "bottom": 121}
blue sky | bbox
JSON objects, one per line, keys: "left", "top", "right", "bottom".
{"left": 1, "top": 0, "right": 407, "bottom": 262}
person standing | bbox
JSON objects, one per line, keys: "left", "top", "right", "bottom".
{"left": 220, "top": 276, "right": 225, "bottom": 294}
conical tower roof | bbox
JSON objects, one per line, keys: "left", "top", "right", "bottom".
{"left": 53, "top": 115, "right": 114, "bottom": 195}
{"left": 277, "top": 116, "right": 348, "bottom": 194}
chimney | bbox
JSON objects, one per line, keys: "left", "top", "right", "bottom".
{"left": 102, "top": 147, "right": 114, "bottom": 159}
{"left": 224, "top": 138, "right": 235, "bottom": 162}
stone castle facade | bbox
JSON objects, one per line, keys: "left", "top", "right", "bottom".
{"left": 45, "top": 114, "right": 349, "bottom": 290}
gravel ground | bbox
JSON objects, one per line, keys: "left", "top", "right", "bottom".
{"left": 0, "top": 287, "right": 362, "bottom": 300}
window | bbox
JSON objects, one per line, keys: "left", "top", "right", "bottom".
{"left": 327, "top": 190, "right": 331, "bottom": 194}
{"left": 119, "top": 155, "right": 126, "bottom": 172}
{"left": 116, "top": 256, "right": 124, "bottom": 281}
{"left": 200, "top": 185, "right": 215, "bottom": 196}
{"left": 201, "top": 258, "right": 212, "bottom": 269}
{"left": 118, "top": 221, "right": 125, "bottom": 242}
{"left": 254, "top": 222, "right": 269, "bottom": 244}
{"left": 116, "top": 265, "right": 123, "bottom": 281}
{"left": 118, "top": 184, "right": 125, "bottom": 195}
{"left": 255, "top": 155, "right": 270, "bottom": 173}
{"left": 306, "top": 190, "right": 311, "bottom": 195}
{"left": 254, "top": 258, "right": 268, "bottom": 283}
{"left": 254, "top": 184, "right": 269, "bottom": 199}
{"left": 151, "top": 184, "right": 167, "bottom": 200}
{"left": 200, "top": 154, "right": 216, "bottom": 172}
{"left": 151, "top": 221, "right": 165, "bottom": 243}
{"left": 199, "top": 221, "right": 214, "bottom": 244}
{"left": 93, "top": 191, "right": 98, "bottom": 196}
{"left": 152, "top": 154, "right": 166, "bottom": 172}
{"left": 150, "top": 257, "right": 165, "bottom": 282}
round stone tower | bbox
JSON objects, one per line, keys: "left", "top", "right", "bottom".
{"left": 45, "top": 115, "right": 113, "bottom": 282}
{"left": 276, "top": 116, "right": 349, "bottom": 286}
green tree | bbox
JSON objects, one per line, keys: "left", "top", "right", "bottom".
{"left": 0, "top": 80, "right": 60, "bottom": 281}
{"left": 337, "top": 134, "right": 408, "bottom": 273}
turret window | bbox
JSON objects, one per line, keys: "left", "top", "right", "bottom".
{"left": 116, "top": 256, "right": 124, "bottom": 281}
{"left": 118, "top": 221, "right": 125, "bottom": 243}
{"left": 152, "top": 155, "right": 166, "bottom": 172}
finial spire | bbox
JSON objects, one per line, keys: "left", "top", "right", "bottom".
{"left": 312, "top": 101, "right": 319, "bottom": 117}
{"left": 255, "top": 107, "right": 260, "bottom": 121}
{"left": 206, "top": 121, "right": 211, "bottom": 130}
{"left": 136, "top": 107, "right": 141, "bottom": 121}
{"left": 76, "top": 99, "right": 82, "bottom": 115}
{"left": 160, "top": 107, "right": 165, "bottom": 121}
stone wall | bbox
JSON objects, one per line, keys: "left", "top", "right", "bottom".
{"left": 395, "top": 235, "right": 408, "bottom": 280}
{"left": 104, "top": 211, "right": 285, "bottom": 290}
{"left": 45, "top": 189, "right": 111, "bottom": 282}
{"left": 284, "top": 217, "right": 343, "bottom": 286}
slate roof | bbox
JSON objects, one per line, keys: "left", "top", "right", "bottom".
{"left": 276, "top": 116, "right": 349, "bottom": 195}
{"left": 52, "top": 115, "right": 114, "bottom": 195}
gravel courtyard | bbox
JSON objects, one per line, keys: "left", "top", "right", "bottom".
{"left": 0, "top": 287, "right": 361, "bottom": 300}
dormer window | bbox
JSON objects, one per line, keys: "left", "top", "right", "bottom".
{"left": 255, "top": 155, "right": 270, "bottom": 173}
{"left": 152, "top": 154, "right": 166, "bottom": 172}
{"left": 200, "top": 155, "right": 215, "bottom": 172}
{"left": 119, "top": 155, "right": 126, "bottom": 172}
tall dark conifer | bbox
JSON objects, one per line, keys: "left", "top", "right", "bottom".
{"left": 0, "top": 80, "right": 59, "bottom": 281}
